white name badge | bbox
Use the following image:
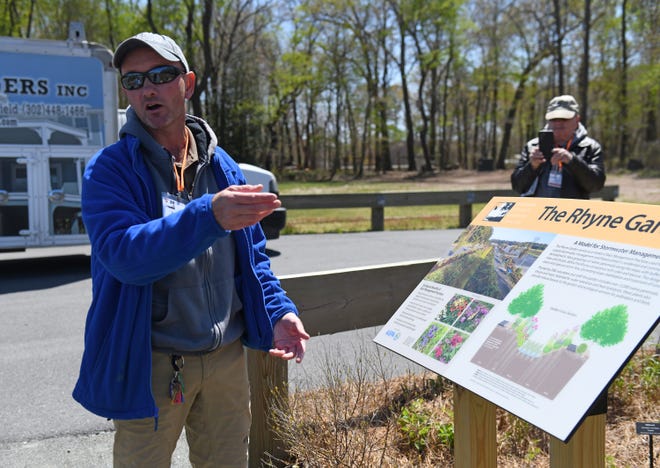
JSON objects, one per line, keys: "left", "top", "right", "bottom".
{"left": 548, "top": 166, "right": 563, "bottom": 188}
{"left": 162, "top": 193, "right": 186, "bottom": 217}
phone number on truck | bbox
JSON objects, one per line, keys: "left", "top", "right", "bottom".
{"left": 3, "top": 103, "right": 90, "bottom": 118}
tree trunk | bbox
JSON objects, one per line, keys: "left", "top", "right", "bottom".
{"left": 417, "top": 71, "right": 433, "bottom": 172}
{"left": 330, "top": 89, "right": 342, "bottom": 179}
{"left": 497, "top": 52, "right": 549, "bottom": 169}
{"left": 191, "top": 0, "right": 213, "bottom": 119}
{"left": 440, "top": 41, "right": 454, "bottom": 170}
{"left": 292, "top": 100, "right": 303, "bottom": 169}
{"left": 489, "top": 80, "right": 498, "bottom": 161}
{"left": 399, "top": 33, "right": 416, "bottom": 171}
{"left": 377, "top": 97, "right": 392, "bottom": 172}
{"left": 429, "top": 67, "right": 439, "bottom": 168}
{"left": 618, "top": 0, "right": 629, "bottom": 167}
{"left": 552, "top": 0, "right": 565, "bottom": 93}
{"left": 578, "top": 0, "right": 591, "bottom": 126}
{"left": 146, "top": 0, "right": 159, "bottom": 34}
{"left": 304, "top": 94, "right": 314, "bottom": 169}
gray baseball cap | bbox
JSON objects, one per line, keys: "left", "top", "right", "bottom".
{"left": 113, "top": 32, "right": 190, "bottom": 72}
{"left": 545, "top": 95, "right": 579, "bottom": 120}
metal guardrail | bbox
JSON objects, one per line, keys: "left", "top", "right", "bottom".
{"left": 280, "top": 186, "right": 620, "bottom": 230}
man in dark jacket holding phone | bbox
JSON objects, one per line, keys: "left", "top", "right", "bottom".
{"left": 511, "top": 95, "right": 605, "bottom": 199}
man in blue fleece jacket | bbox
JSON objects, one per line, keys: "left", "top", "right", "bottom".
{"left": 72, "top": 32, "right": 309, "bottom": 467}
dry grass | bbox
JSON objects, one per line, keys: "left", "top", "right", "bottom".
{"left": 267, "top": 345, "right": 659, "bottom": 467}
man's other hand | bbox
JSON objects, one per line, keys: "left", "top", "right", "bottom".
{"left": 269, "top": 312, "right": 310, "bottom": 363}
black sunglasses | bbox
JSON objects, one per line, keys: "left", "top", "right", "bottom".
{"left": 120, "top": 65, "right": 185, "bottom": 90}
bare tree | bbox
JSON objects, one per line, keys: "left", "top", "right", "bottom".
{"left": 495, "top": 2, "right": 554, "bottom": 169}
{"left": 551, "top": 0, "right": 565, "bottom": 93}
{"left": 386, "top": 0, "right": 417, "bottom": 171}
{"left": 578, "top": 0, "right": 591, "bottom": 126}
{"left": 618, "top": 0, "right": 629, "bottom": 166}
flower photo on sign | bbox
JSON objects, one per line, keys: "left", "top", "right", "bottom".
{"left": 430, "top": 330, "right": 470, "bottom": 363}
{"left": 453, "top": 299, "right": 494, "bottom": 333}
{"left": 439, "top": 294, "right": 471, "bottom": 325}
{"left": 412, "top": 322, "right": 451, "bottom": 356}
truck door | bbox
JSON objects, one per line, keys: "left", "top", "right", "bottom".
{"left": 0, "top": 146, "right": 93, "bottom": 249}
{"left": 0, "top": 147, "right": 33, "bottom": 249}
{"left": 44, "top": 148, "right": 92, "bottom": 243}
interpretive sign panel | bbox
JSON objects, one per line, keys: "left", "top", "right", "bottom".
{"left": 374, "top": 197, "right": 659, "bottom": 441}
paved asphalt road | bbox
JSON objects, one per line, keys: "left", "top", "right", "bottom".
{"left": 0, "top": 229, "right": 463, "bottom": 467}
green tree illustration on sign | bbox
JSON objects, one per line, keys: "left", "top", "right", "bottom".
{"left": 507, "top": 284, "right": 544, "bottom": 318}
{"left": 580, "top": 305, "right": 629, "bottom": 347}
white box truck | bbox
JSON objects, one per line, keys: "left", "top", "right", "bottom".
{"left": 0, "top": 24, "right": 118, "bottom": 251}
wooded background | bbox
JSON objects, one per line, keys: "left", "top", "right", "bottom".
{"left": 3, "top": 0, "right": 657, "bottom": 178}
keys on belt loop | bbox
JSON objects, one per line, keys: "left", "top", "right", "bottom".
{"left": 169, "top": 354, "right": 185, "bottom": 404}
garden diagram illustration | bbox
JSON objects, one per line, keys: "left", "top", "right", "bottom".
{"left": 424, "top": 225, "right": 553, "bottom": 300}
{"left": 470, "top": 284, "right": 629, "bottom": 399}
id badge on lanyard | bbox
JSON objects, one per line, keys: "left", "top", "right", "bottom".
{"left": 162, "top": 192, "right": 187, "bottom": 217}
{"left": 548, "top": 165, "right": 563, "bottom": 188}
{"left": 548, "top": 137, "right": 571, "bottom": 189}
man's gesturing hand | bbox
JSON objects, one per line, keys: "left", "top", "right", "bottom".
{"left": 269, "top": 312, "right": 310, "bottom": 363}
{"left": 212, "top": 185, "right": 281, "bottom": 231}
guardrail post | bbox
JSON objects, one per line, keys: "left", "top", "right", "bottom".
{"left": 459, "top": 204, "right": 472, "bottom": 227}
{"left": 453, "top": 385, "right": 497, "bottom": 467}
{"left": 247, "top": 349, "right": 288, "bottom": 467}
{"left": 371, "top": 195, "right": 386, "bottom": 231}
{"left": 459, "top": 192, "right": 476, "bottom": 228}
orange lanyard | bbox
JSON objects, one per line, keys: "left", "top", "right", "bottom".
{"left": 173, "top": 129, "right": 190, "bottom": 193}
{"left": 558, "top": 137, "right": 572, "bottom": 169}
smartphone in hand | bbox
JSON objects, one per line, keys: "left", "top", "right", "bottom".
{"left": 538, "top": 129, "right": 554, "bottom": 158}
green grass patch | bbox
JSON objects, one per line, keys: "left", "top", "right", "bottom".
{"left": 277, "top": 178, "right": 491, "bottom": 234}
{"left": 281, "top": 204, "right": 488, "bottom": 234}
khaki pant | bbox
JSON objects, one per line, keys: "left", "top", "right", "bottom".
{"left": 113, "top": 339, "right": 251, "bottom": 468}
